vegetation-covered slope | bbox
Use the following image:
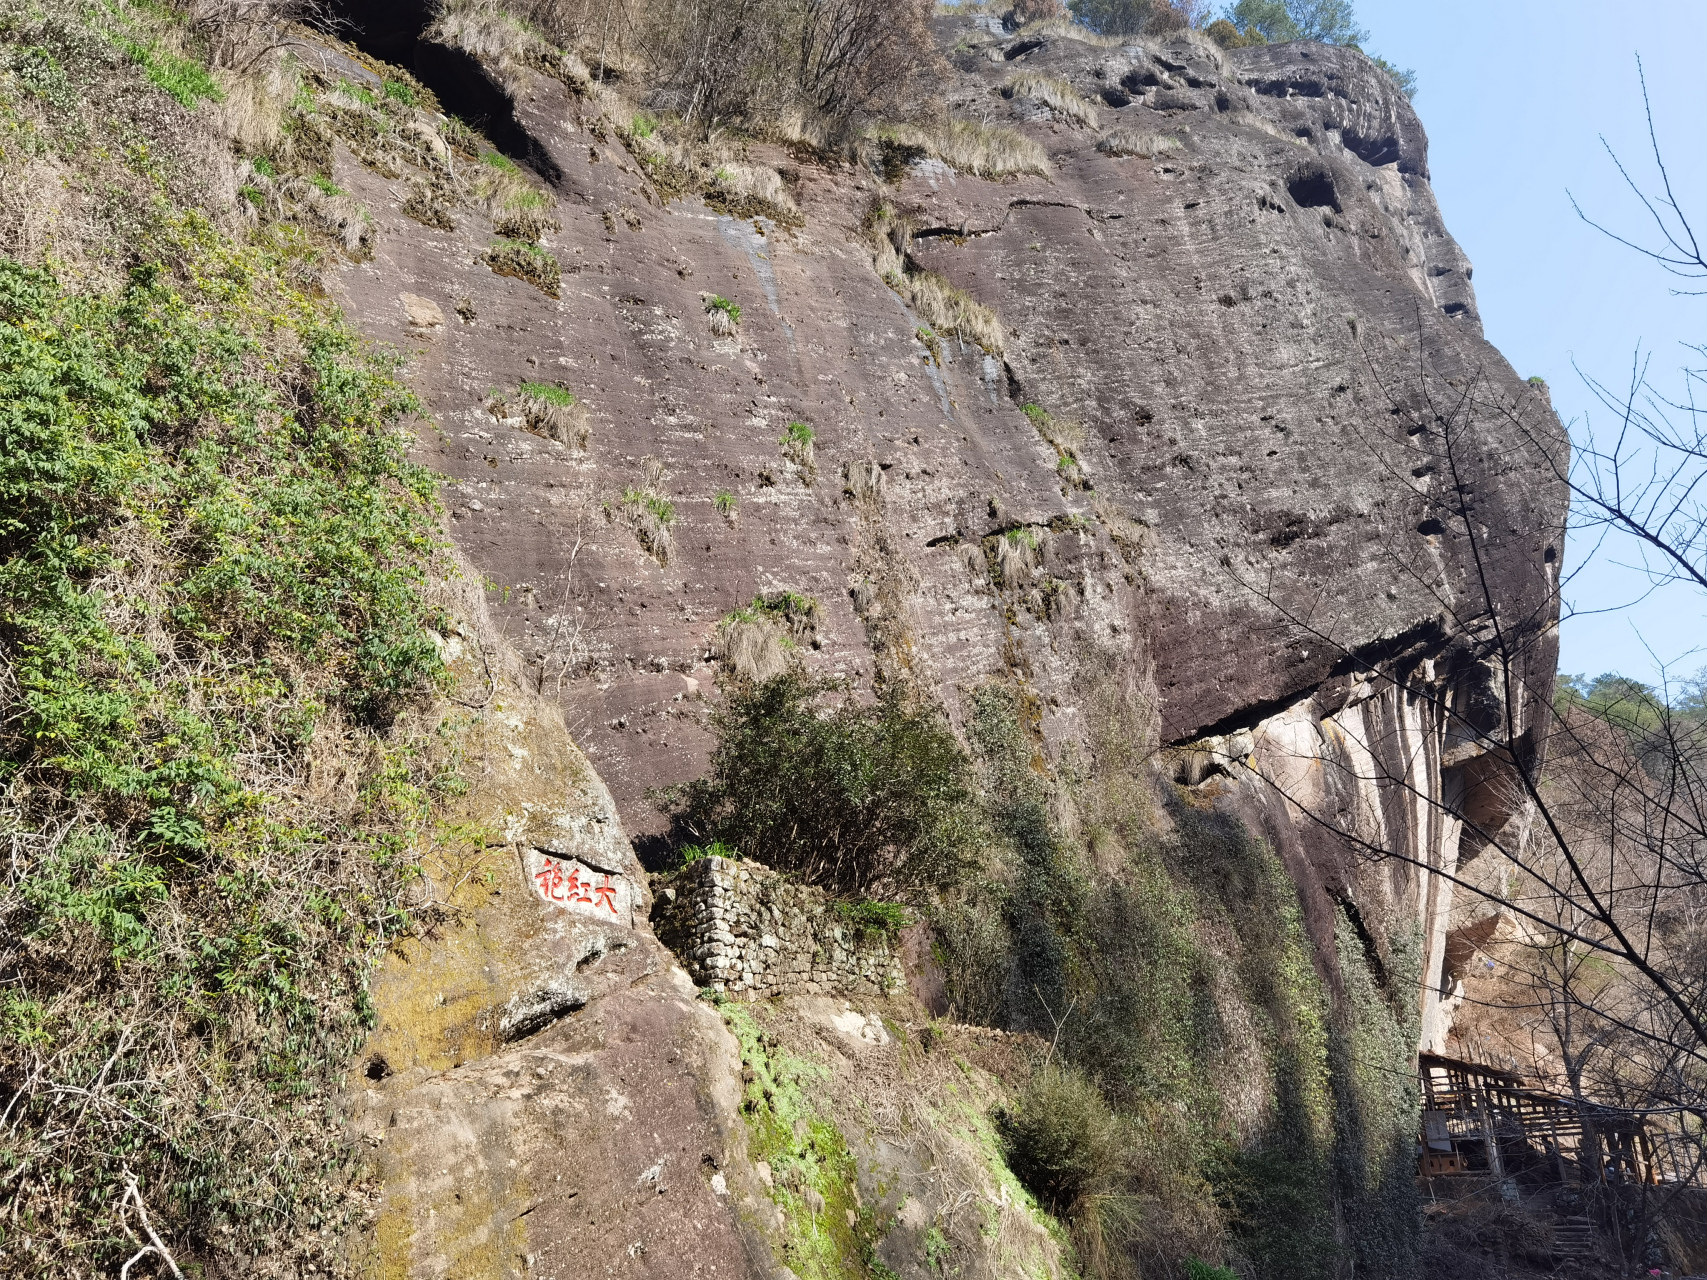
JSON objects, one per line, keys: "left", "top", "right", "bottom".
{"left": 0, "top": 4, "right": 466, "bottom": 1272}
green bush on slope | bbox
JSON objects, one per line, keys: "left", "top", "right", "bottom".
{"left": 0, "top": 220, "right": 451, "bottom": 1273}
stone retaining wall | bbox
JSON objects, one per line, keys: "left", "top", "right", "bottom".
{"left": 649, "top": 856, "right": 903, "bottom": 1000}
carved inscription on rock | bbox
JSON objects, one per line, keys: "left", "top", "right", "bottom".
{"left": 524, "top": 848, "right": 637, "bottom": 925}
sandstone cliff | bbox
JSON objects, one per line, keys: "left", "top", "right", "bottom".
{"left": 0, "top": 4, "right": 1568, "bottom": 1278}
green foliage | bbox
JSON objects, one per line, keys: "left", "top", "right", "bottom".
{"left": 382, "top": 78, "right": 417, "bottom": 106}
{"left": 715, "top": 999, "right": 891, "bottom": 1278}
{"left": 714, "top": 488, "right": 739, "bottom": 517}
{"left": 1225, "top": 0, "right": 1366, "bottom": 44}
{"left": 0, "top": 228, "right": 449, "bottom": 1270}
{"left": 518, "top": 380, "right": 576, "bottom": 406}
{"left": 1527, "top": 374, "right": 1547, "bottom": 386}
{"left": 1022, "top": 403, "right": 1048, "bottom": 426}
{"left": 483, "top": 237, "right": 561, "bottom": 296}
{"left": 708, "top": 293, "right": 742, "bottom": 323}
{"left": 1000, "top": 1062, "right": 1127, "bottom": 1215}
{"left": 1370, "top": 56, "right": 1418, "bottom": 99}
{"left": 309, "top": 173, "right": 341, "bottom": 195}
{"left": 1555, "top": 670, "right": 1707, "bottom": 773}
{"left": 933, "top": 678, "right": 1350, "bottom": 1275}
{"left": 833, "top": 898, "right": 909, "bottom": 936}
{"left": 723, "top": 591, "right": 819, "bottom": 632}
{"left": 631, "top": 111, "right": 657, "bottom": 138}
{"left": 620, "top": 485, "right": 677, "bottom": 526}
{"left": 251, "top": 154, "right": 276, "bottom": 177}
{"left": 678, "top": 837, "right": 738, "bottom": 867}
{"left": 480, "top": 148, "right": 519, "bottom": 173}
{"left": 783, "top": 419, "right": 816, "bottom": 446}
{"left": 1186, "top": 1262, "right": 1239, "bottom": 1280}
{"left": 118, "top": 38, "right": 221, "bottom": 109}
{"left": 1067, "top": 0, "right": 1153, "bottom": 36}
{"left": 1327, "top": 911, "right": 1422, "bottom": 1278}
{"left": 659, "top": 674, "right": 980, "bottom": 897}
{"left": 1205, "top": 18, "right": 1264, "bottom": 47}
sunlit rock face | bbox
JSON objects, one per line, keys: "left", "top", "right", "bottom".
{"left": 323, "top": 12, "right": 1564, "bottom": 1275}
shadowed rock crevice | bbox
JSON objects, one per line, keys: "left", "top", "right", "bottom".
{"left": 324, "top": 0, "right": 552, "bottom": 175}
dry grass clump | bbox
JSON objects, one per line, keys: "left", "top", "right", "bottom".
{"left": 878, "top": 117, "right": 1049, "bottom": 178}
{"left": 843, "top": 459, "right": 884, "bottom": 504}
{"left": 613, "top": 456, "right": 677, "bottom": 563}
{"left": 715, "top": 592, "right": 820, "bottom": 683}
{"left": 1004, "top": 72, "right": 1100, "bottom": 128}
{"left": 483, "top": 236, "right": 560, "bottom": 296}
{"left": 1097, "top": 127, "right": 1182, "bottom": 158}
{"left": 870, "top": 207, "right": 1006, "bottom": 354}
{"left": 490, "top": 383, "right": 590, "bottom": 450}
{"left": 428, "top": 0, "right": 592, "bottom": 94}
{"left": 620, "top": 114, "right": 801, "bottom": 223}
{"left": 909, "top": 270, "right": 1005, "bottom": 353}
{"left": 707, "top": 160, "right": 802, "bottom": 223}
{"left": 1011, "top": 15, "right": 1131, "bottom": 47}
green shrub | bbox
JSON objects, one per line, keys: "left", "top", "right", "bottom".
{"left": 382, "top": 78, "right": 418, "bottom": 106}
{"left": 657, "top": 674, "right": 981, "bottom": 897}
{"left": 1186, "top": 1261, "right": 1238, "bottom": 1280}
{"left": 714, "top": 488, "right": 739, "bottom": 518}
{"left": 0, "top": 231, "right": 449, "bottom": 1270}
{"left": 1000, "top": 1062, "right": 1126, "bottom": 1215}
{"left": 833, "top": 899, "right": 909, "bottom": 937}
{"left": 707, "top": 293, "right": 742, "bottom": 324}
{"left": 782, "top": 420, "right": 815, "bottom": 446}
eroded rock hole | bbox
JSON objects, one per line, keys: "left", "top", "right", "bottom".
{"left": 364, "top": 1055, "right": 392, "bottom": 1081}
{"left": 1417, "top": 518, "right": 1446, "bottom": 537}
{"left": 1287, "top": 169, "right": 1339, "bottom": 211}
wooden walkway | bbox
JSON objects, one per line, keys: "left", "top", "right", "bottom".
{"left": 1418, "top": 1052, "right": 1688, "bottom": 1186}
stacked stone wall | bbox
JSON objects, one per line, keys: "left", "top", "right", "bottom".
{"left": 650, "top": 857, "right": 903, "bottom": 1000}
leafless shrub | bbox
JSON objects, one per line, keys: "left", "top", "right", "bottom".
{"left": 189, "top": 0, "right": 322, "bottom": 71}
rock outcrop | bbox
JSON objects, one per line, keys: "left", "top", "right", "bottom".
{"left": 315, "top": 11, "right": 1567, "bottom": 1277}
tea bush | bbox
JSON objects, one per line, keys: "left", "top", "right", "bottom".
{"left": 657, "top": 674, "right": 981, "bottom": 897}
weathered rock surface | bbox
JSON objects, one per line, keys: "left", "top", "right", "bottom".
{"left": 317, "top": 13, "right": 1568, "bottom": 1277}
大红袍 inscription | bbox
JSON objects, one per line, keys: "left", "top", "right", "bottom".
{"left": 523, "top": 848, "right": 636, "bottom": 924}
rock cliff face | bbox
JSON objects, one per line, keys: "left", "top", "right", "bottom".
{"left": 319, "top": 11, "right": 1567, "bottom": 1276}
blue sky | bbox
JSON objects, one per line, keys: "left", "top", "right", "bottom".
{"left": 1354, "top": 0, "right": 1707, "bottom": 686}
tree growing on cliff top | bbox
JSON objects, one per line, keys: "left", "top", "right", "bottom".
{"left": 1223, "top": 0, "right": 1365, "bottom": 46}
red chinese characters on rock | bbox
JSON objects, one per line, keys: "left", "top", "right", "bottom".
{"left": 533, "top": 856, "right": 622, "bottom": 917}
